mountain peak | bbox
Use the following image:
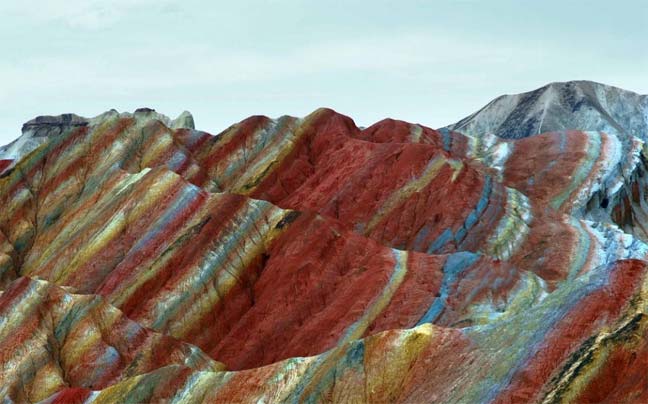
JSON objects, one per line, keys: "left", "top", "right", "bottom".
{"left": 0, "top": 109, "right": 195, "bottom": 167}
{"left": 447, "top": 80, "right": 648, "bottom": 139}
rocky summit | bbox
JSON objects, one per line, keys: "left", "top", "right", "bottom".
{"left": 446, "top": 80, "right": 648, "bottom": 140}
{"left": 2, "top": 82, "right": 648, "bottom": 403}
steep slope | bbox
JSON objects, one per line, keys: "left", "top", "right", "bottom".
{"left": 446, "top": 80, "right": 648, "bottom": 140}
{"left": 2, "top": 97, "right": 648, "bottom": 402}
{"left": 42, "top": 259, "right": 648, "bottom": 403}
{"left": 439, "top": 82, "right": 648, "bottom": 257}
{"left": 0, "top": 276, "right": 222, "bottom": 402}
{"left": 0, "top": 132, "right": 539, "bottom": 372}
{"left": 438, "top": 126, "right": 648, "bottom": 248}
{"left": 0, "top": 108, "right": 194, "bottom": 174}
{"left": 0, "top": 108, "right": 569, "bottom": 400}
{"left": 2, "top": 108, "right": 642, "bottom": 292}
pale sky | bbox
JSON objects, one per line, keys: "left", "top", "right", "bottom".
{"left": 1, "top": 0, "right": 646, "bottom": 145}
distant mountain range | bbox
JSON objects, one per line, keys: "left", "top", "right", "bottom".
{"left": 446, "top": 80, "right": 648, "bottom": 140}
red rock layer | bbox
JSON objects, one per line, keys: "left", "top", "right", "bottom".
{"left": 0, "top": 276, "right": 221, "bottom": 402}
{"left": 36, "top": 259, "right": 648, "bottom": 403}
{"left": 0, "top": 159, "right": 11, "bottom": 175}
{"left": 1, "top": 108, "right": 648, "bottom": 402}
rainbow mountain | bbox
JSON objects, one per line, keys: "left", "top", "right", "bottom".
{"left": 2, "top": 82, "right": 648, "bottom": 403}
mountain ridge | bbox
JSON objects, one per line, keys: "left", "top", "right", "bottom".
{"left": 0, "top": 108, "right": 195, "bottom": 174}
{"left": 3, "top": 81, "right": 648, "bottom": 401}
{"left": 445, "top": 80, "right": 648, "bottom": 139}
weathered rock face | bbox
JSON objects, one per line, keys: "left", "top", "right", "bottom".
{"left": 37, "top": 259, "right": 648, "bottom": 403}
{"left": 0, "top": 109, "right": 194, "bottom": 173}
{"left": 447, "top": 109, "right": 648, "bottom": 256}
{"left": 3, "top": 83, "right": 648, "bottom": 402}
{"left": 446, "top": 80, "right": 648, "bottom": 140}
{"left": 0, "top": 277, "right": 223, "bottom": 402}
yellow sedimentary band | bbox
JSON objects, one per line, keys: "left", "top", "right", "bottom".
{"left": 364, "top": 156, "right": 453, "bottom": 235}
{"left": 30, "top": 362, "right": 67, "bottom": 401}
{"left": 0, "top": 253, "right": 12, "bottom": 280}
{"left": 550, "top": 131, "right": 603, "bottom": 212}
{"left": 215, "top": 117, "right": 297, "bottom": 184}
{"left": 338, "top": 249, "right": 409, "bottom": 344}
{"left": 91, "top": 120, "right": 141, "bottom": 173}
{"left": 148, "top": 202, "right": 290, "bottom": 337}
{"left": 47, "top": 170, "right": 179, "bottom": 285}
{"left": 465, "top": 271, "right": 548, "bottom": 325}
{"left": 169, "top": 369, "right": 234, "bottom": 403}
{"left": 364, "top": 324, "right": 436, "bottom": 402}
{"left": 0, "top": 279, "right": 48, "bottom": 341}
{"left": 141, "top": 131, "right": 175, "bottom": 166}
{"left": 448, "top": 159, "right": 464, "bottom": 181}
{"left": 40, "top": 176, "right": 80, "bottom": 213}
{"left": 540, "top": 298, "right": 648, "bottom": 404}
{"left": 90, "top": 116, "right": 177, "bottom": 176}
{"left": 1, "top": 276, "right": 225, "bottom": 402}
{"left": 0, "top": 281, "right": 60, "bottom": 401}
{"left": 103, "top": 196, "right": 216, "bottom": 307}
{"left": 61, "top": 296, "right": 120, "bottom": 367}
{"left": 4, "top": 187, "right": 32, "bottom": 223}
{"left": 409, "top": 124, "right": 423, "bottom": 143}
{"left": 485, "top": 187, "right": 532, "bottom": 260}
{"left": 22, "top": 169, "right": 151, "bottom": 275}
{"left": 85, "top": 360, "right": 315, "bottom": 403}
{"left": 230, "top": 118, "right": 305, "bottom": 194}
{"left": 5, "top": 220, "right": 32, "bottom": 253}
{"left": 296, "top": 249, "right": 409, "bottom": 400}
{"left": 86, "top": 371, "right": 155, "bottom": 404}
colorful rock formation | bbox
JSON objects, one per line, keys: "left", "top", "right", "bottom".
{"left": 2, "top": 83, "right": 648, "bottom": 402}
{"left": 35, "top": 259, "right": 648, "bottom": 403}
{"left": 0, "top": 277, "right": 222, "bottom": 402}
{"left": 0, "top": 109, "right": 194, "bottom": 174}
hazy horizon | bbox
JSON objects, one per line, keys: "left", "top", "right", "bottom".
{"left": 1, "top": 0, "right": 647, "bottom": 145}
